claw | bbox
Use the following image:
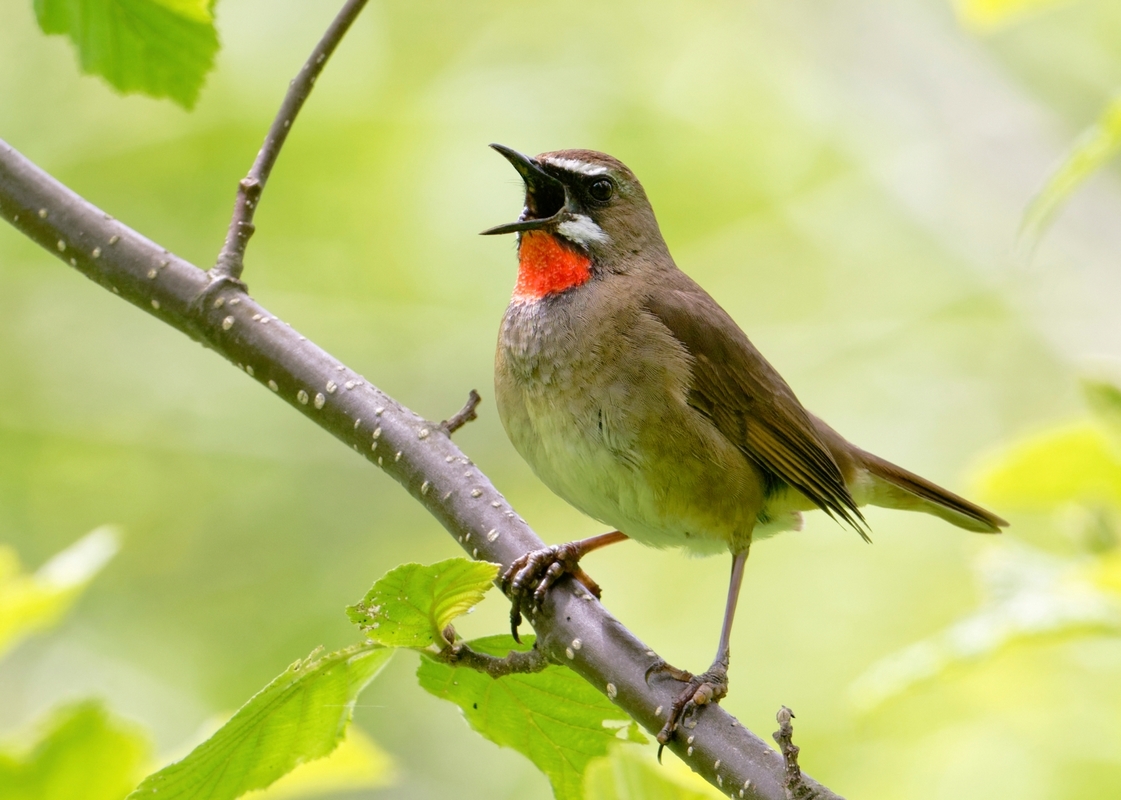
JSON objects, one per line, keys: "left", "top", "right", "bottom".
{"left": 499, "top": 533, "right": 625, "bottom": 642}
{"left": 652, "top": 662, "right": 730, "bottom": 755}
{"left": 509, "top": 600, "right": 524, "bottom": 643}
{"left": 500, "top": 543, "right": 583, "bottom": 641}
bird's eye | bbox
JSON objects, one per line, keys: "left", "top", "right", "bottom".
{"left": 588, "top": 179, "right": 614, "bottom": 202}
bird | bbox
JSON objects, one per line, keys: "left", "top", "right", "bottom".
{"left": 481, "top": 144, "right": 1006, "bottom": 748}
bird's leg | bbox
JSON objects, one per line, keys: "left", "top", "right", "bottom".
{"left": 501, "top": 530, "right": 628, "bottom": 641}
{"left": 653, "top": 548, "right": 749, "bottom": 755}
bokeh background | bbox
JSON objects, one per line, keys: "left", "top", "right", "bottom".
{"left": 2, "top": 0, "right": 1121, "bottom": 797}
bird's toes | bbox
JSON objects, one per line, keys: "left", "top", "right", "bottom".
{"left": 499, "top": 555, "right": 527, "bottom": 594}
{"left": 502, "top": 546, "right": 567, "bottom": 642}
{"left": 654, "top": 667, "right": 730, "bottom": 755}
{"left": 532, "top": 560, "right": 565, "bottom": 607}
{"left": 644, "top": 659, "right": 693, "bottom": 684}
{"left": 506, "top": 559, "right": 536, "bottom": 599}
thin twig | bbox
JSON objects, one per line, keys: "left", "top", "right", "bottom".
{"left": 437, "top": 631, "right": 550, "bottom": 678}
{"left": 210, "top": 0, "right": 369, "bottom": 283}
{"left": 441, "top": 389, "right": 482, "bottom": 435}
{"left": 773, "top": 706, "right": 815, "bottom": 799}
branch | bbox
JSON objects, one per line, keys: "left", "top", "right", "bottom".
{"left": 773, "top": 706, "right": 815, "bottom": 800}
{"left": 441, "top": 389, "right": 482, "bottom": 435}
{"left": 210, "top": 0, "right": 369, "bottom": 283}
{"left": 0, "top": 67, "right": 844, "bottom": 800}
{"left": 437, "top": 629, "right": 551, "bottom": 679}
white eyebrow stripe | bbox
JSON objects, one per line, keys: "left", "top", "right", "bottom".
{"left": 556, "top": 214, "right": 610, "bottom": 245}
{"left": 541, "top": 157, "right": 608, "bottom": 176}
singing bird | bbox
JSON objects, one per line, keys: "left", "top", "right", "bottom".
{"left": 481, "top": 144, "right": 1006, "bottom": 746}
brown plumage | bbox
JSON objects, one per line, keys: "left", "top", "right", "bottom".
{"left": 853, "top": 448, "right": 1004, "bottom": 533}
{"left": 641, "top": 281, "right": 869, "bottom": 538}
{"left": 483, "top": 144, "right": 1006, "bottom": 748}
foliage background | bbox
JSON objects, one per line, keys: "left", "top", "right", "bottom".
{"left": 2, "top": 0, "right": 1121, "bottom": 797}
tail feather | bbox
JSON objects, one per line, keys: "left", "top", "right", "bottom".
{"left": 855, "top": 450, "right": 1007, "bottom": 534}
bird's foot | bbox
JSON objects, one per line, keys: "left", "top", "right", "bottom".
{"left": 648, "top": 656, "right": 729, "bottom": 758}
{"left": 500, "top": 542, "right": 601, "bottom": 642}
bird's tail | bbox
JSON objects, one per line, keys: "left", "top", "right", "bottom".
{"left": 854, "top": 449, "right": 1007, "bottom": 533}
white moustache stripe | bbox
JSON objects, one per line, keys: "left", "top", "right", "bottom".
{"left": 541, "top": 157, "right": 608, "bottom": 176}
{"left": 556, "top": 214, "right": 609, "bottom": 245}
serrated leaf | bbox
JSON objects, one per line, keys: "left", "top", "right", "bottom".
{"left": 127, "top": 643, "right": 393, "bottom": 800}
{"left": 1019, "top": 96, "right": 1121, "bottom": 251}
{"left": 347, "top": 558, "right": 499, "bottom": 648}
{"left": 417, "top": 635, "right": 645, "bottom": 800}
{"left": 251, "top": 725, "right": 395, "bottom": 800}
{"left": 0, "top": 700, "right": 150, "bottom": 800}
{"left": 0, "top": 527, "right": 119, "bottom": 659}
{"left": 584, "top": 746, "right": 722, "bottom": 800}
{"left": 952, "top": 0, "right": 1073, "bottom": 31}
{"left": 33, "top": 0, "right": 219, "bottom": 108}
{"left": 975, "top": 422, "right": 1121, "bottom": 510}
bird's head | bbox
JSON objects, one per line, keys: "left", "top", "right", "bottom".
{"left": 482, "top": 145, "right": 669, "bottom": 301}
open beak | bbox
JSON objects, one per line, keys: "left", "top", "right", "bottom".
{"left": 480, "top": 144, "right": 567, "bottom": 236}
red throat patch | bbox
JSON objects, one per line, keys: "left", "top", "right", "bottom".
{"left": 513, "top": 231, "right": 592, "bottom": 302}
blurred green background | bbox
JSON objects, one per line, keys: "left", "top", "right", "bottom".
{"left": 2, "top": 0, "right": 1121, "bottom": 797}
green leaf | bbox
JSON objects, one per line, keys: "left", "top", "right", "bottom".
{"left": 584, "top": 747, "right": 722, "bottom": 800}
{"left": 250, "top": 726, "right": 395, "bottom": 800}
{"left": 952, "top": 0, "right": 1074, "bottom": 31}
{"left": 417, "top": 635, "right": 645, "bottom": 800}
{"left": 127, "top": 643, "right": 393, "bottom": 800}
{"left": 33, "top": 0, "right": 219, "bottom": 108}
{"left": 347, "top": 558, "right": 500, "bottom": 648}
{"left": 1019, "top": 96, "right": 1121, "bottom": 250}
{"left": 975, "top": 422, "right": 1121, "bottom": 510}
{"left": 0, "top": 700, "right": 150, "bottom": 800}
{"left": 0, "top": 527, "right": 119, "bottom": 659}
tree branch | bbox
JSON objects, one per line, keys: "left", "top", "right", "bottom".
{"left": 436, "top": 631, "right": 551, "bottom": 679}
{"left": 210, "top": 0, "right": 369, "bottom": 283}
{"left": 0, "top": 53, "right": 844, "bottom": 800}
{"left": 773, "top": 706, "right": 815, "bottom": 800}
{"left": 441, "top": 389, "right": 482, "bottom": 435}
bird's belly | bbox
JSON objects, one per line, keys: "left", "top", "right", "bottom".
{"left": 509, "top": 397, "right": 734, "bottom": 555}
{"left": 497, "top": 307, "right": 758, "bottom": 555}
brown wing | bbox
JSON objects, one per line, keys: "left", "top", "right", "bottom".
{"left": 642, "top": 281, "right": 869, "bottom": 539}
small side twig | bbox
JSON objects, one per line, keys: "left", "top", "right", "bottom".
{"left": 438, "top": 628, "right": 550, "bottom": 679}
{"left": 210, "top": 0, "right": 369, "bottom": 283}
{"left": 773, "top": 706, "right": 815, "bottom": 799}
{"left": 441, "top": 389, "right": 482, "bottom": 435}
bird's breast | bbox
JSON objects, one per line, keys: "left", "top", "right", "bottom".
{"left": 495, "top": 291, "right": 762, "bottom": 555}
{"left": 498, "top": 296, "right": 580, "bottom": 386}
